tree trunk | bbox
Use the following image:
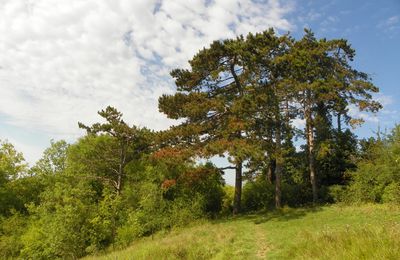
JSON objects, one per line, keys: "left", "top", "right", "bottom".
{"left": 116, "top": 142, "right": 127, "bottom": 195}
{"left": 267, "top": 160, "right": 273, "bottom": 184}
{"left": 284, "top": 99, "right": 292, "bottom": 143}
{"left": 266, "top": 127, "right": 274, "bottom": 184}
{"left": 116, "top": 172, "right": 122, "bottom": 195}
{"left": 117, "top": 159, "right": 123, "bottom": 196}
{"left": 337, "top": 112, "right": 342, "bottom": 133}
{"left": 275, "top": 120, "right": 282, "bottom": 209}
{"left": 233, "top": 161, "right": 242, "bottom": 215}
{"left": 305, "top": 102, "right": 318, "bottom": 203}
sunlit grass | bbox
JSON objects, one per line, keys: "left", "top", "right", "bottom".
{"left": 288, "top": 223, "right": 400, "bottom": 259}
{"left": 84, "top": 204, "right": 400, "bottom": 259}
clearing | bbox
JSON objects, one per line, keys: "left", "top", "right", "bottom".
{"left": 85, "top": 204, "right": 400, "bottom": 259}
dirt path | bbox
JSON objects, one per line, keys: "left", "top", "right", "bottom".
{"left": 254, "top": 223, "right": 270, "bottom": 259}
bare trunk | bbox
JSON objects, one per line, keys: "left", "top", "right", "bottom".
{"left": 233, "top": 161, "right": 242, "bottom": 215}
{"left": 305, "top": 101, "right": 317, "bottom": 203}
{"left": 337, "top": 113, "right": 342, "bottom": 133}
{"left": 116, "top": 142, "right": 127, "bottom": 195}
{"left": 266, "top": 127, "right": 274, "bottom": 184}
{"left": 267, "top": 160, "right": 273, "bottom": 184}
{"left": 116, "top": 173, "right": 122, "bottom": 195}
{"left": 275, "top": 121, "right": 282, "bottom": 209}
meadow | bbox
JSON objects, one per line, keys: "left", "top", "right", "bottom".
{"left": 85, "top": 204, "right": 400, "bottom": 259}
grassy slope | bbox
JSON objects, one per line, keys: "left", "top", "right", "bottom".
{"left": 85, "top": 204, "right": 400, "bottom": 259}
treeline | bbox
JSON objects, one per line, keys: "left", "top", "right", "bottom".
{"left": 0, "top": 29, "right": 395, "bottom": 259}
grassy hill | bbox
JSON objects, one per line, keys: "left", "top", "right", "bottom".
{"left": 85, "top": 204, "right": 400, "bottom": 259}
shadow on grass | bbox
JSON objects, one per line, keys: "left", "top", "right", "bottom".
{"left": 214, "top": 206, "right": 323, "bottom": 225}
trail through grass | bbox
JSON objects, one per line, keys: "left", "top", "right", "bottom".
{"left": 84, "top": 204, "right": 400, "bottom": 259}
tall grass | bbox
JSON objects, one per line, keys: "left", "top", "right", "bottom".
{"left": 85, "top": 220, "right": 259, "bottom": 259}
{"left": 288, "top": 222, "right": 400, "bottom": 259}
{"left": 84, "top": 204, "right": 400, "bottom": 260}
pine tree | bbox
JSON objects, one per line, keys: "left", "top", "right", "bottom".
{"left": 79, "top": 106, "right": 150, "bottom": 194}
{"left": 159, "top": 37, "right": 263, "bottom": 214}
{"left": 283, "top": 29, "right": 381, "bottom": 202}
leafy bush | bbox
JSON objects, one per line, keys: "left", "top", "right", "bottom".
{"left": 20, "top": 182, "right": 96, "bottom": 259}
{"left": 345, "top": 126, "right": 400, "bottom": 204}
{"left": 0, "top": 212, "right": 27, "bottom": 258}
{"left": 382, "top": 182, "right": 400, "bottom": 203}
{"left": 326, "top": 184, "right": 348, "bottom": 203}
{"left": 220, "top": 186, "right": 234, "bottom": 215}
{"left": 242, "top": 179, "right": 274, "bottom": 211}
{"left": 115, "top": 210, "right": 145, "bottom": 247}
{"left": 282, "top": 182, "right": 313, "bottom": 206}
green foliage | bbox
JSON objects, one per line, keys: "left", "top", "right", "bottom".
{"left": 0, "top": 139, "right": 28, "bottom": 181}
{"left": 242, "top": 179, "right": 274, "bottom": 211}
{"left": 21, "top": 182, "right": 97, "bottom": 259}
{"left": 316, "top": 130, "right": 358, "bottom": 186}
{"left": 32, "top": 140, "right": 69, "bottom": 177}
{"left": 345, "top": 125, "right": 400, "bottom": 204}
{"left": 382, "top": 182, "right": 400, "bottom": 204}
{"left": 281, "top": 182, "right": 313, "bottom": 206}
{"left": 220, "top": 185, "right": 234, "bottom": 215}
{"left": 66, "top": 135, "right": 123, "bottom": 190}
{"left": 115, "top": 210, "right": 145, "bottom": 247}
{"left": 0, "top": 140, "right": 35, "bottom": 216}
{"left": 176, "top": 163, "right": 225, "bottom": 215}
{"left": 326, "top": 184, "right": 348, "bottom": 203}
{"left": 87, "top": 190, "right": 123, "bottom": 253}
{"left": 124, "top": 163, "right": 222, "bottom": 230}
{"left": 5, "top": 175, "right": 45, "bottom": 214}
{"left": 78, "top": 106, "right": 151, "bottom": 195}
{"left": 0, "top": 212, "right": 27, "bottom": 258}
{"left": 115, "top": 183, "right": 206, "bottom": 248}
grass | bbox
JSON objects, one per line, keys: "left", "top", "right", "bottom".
{"left": 84, "top": 204, "right": 400, "bottom": 259}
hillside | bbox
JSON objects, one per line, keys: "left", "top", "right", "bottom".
{"left": 85, "top": 204, "right": 400, "bottom": 259}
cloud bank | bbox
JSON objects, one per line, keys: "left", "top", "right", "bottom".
{"left": 0, "top": 0, "right": 293, "bottom": 141}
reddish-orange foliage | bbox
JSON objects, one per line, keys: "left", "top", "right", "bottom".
{"left": 228, "top": 118, "right": 246, "bottom": 130}
{"left": 152, "top": 147, "right": 185, "bottom": 160}
{"left": 180, "top": 168, "right": 213, "bottom": 187}
{"left": 161, "top": 179, "right": 177, "bottom": 190}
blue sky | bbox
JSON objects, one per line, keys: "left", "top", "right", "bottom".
{"left": 0, "top": 0, "right": 399, "bottom": 173}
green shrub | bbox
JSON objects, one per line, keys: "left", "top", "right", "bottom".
{"left": 20, "top": 182, "right": 97, "bottom": 259}
{"left": 0, "top": 212, "right": 27, "bottom": 258}
{"left": 382, "top": 182, "right": 400, "bottom": 204}
{"left": 220, "top": 186, "right": 234, "bottom": 215}
{"left": 242, "top": 179, "right": 274, "bottom": 211}
{"left": 115, "top": 210, "right": 145, "bottom": 247}
{"left": 86, "top": 191, "right": 123, "bottom": 253}
{"left": 281, "top": 182, "right": 313, "bottom": 206}
{"left": 345, "top": 126, "right": 400, "bottom": 204}
{"left": 326, "top": 184, "right": 348, "bottom": 203}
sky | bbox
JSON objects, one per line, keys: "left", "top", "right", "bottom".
{"left": 1, "top": 0, "right": 399, "bottom": 176}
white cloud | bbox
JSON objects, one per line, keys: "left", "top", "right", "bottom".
{"left": 0, "top": 0, "right": 293, "bottom": 147}
{"left": 377, "top": 15, "right": 400, "bottom": 36}
{"left": 292, "top": 118, "right": 306, "bottom": 129}
{"left": 386, "top": 16, "right": 399, "bottom": 26}
{"left": 0, "top": 133, "right": 47, "bottom": 166}
{"left": 347, "top": 105, "right": 379, "bottom": 124}
{"left": 375, "top": 93, "right": 393, "bottom": 107}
